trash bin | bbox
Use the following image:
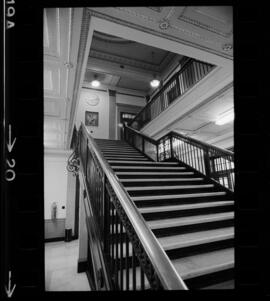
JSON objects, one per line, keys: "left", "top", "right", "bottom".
{"left": 65, "top": 228, "right": 72, "bottom": 242}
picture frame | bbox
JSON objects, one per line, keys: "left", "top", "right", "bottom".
{"left": 85, "top": 111, "right": 99, "bottom": 126}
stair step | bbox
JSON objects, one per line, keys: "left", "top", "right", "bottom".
{"left": 116, "top": 172, "right": 194, "bottom": 176}
{"left": 113, "top": 166, "right": 186, "bottom": 170}
{"left": 172, "top": 248, "right": 234, "bottom": 280}
{"left": 139, "top": 201, "right": 234, "bottom": 214}
{"left": 102, "top": 150, "right": 141, "bottom": 154}
{"left": 126, "top": 184, "right": 214, "bottom": 191}
{"left": 202, "top": 280, "right": 234, "bottom": 289}
{"left": 158, "top": 227, "right": 234, "bottom": 251}
{"left": 108, "top": 161, "right": 178, "bottom": 165}
{"left": 106, "top": 157, "right": 149, "bottom": 161}
{"left": 147, "top": 212, "right": 234, "bottom": 230}
{"left": 120, "top": 178, "right": 204, "bottom": 182}
{"left": 131, "top": 191, "right": 226, "bottom": 201}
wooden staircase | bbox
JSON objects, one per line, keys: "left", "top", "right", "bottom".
{"left": 95, "top": 138, "right": 234, "bottom": 290}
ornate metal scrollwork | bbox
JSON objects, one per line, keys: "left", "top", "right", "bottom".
{"left": 67, "top": 130, "right": 80, "bottom": 176}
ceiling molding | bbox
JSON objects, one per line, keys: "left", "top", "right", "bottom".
{"left": 86, "top": 8, "right": 233, "bottom": 60}
{"left": 89, "top": 49, "right": 161, "bottom": 72}
{"left": 148, "top": 7, "right": 163, "bottom": 13}
{"left": 177, "top": 7, "right": 232, "bottom": 38}
{"left": 92, "top": 31, "right": 136, "bottom": 44}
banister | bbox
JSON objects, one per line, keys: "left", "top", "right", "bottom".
{"left": 80, "top": 123, "right": 188, "bottom": 290}
{"left": 131, "top": 58, "right": 214, "bottom": 126}
{"left": 125, "top": 125, "right": 234, "bottom": 158}
{"left": 170, "top": 131, "right": 234, "bottom": 157}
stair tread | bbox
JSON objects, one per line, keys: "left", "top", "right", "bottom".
{"left": 126, "top": 184, "right": 214, "bottom": 191}
{"left": 139, "top": 201, "right": 234, "bottom": 213}
{"left": 202, "top": 280, "right": 234, "bottom": 289}
{"left": 131, "top": 191, "right": 226, "bottom": 201}
{"left": 148, "top": 212, "right": 234, "bottom": 229}
{"left": 120, "top": 178, "right": 204, "bottom": 182}
{"left": 159, "top": 227, "right": 234, "bottom": 250}
{"left": 116, "top": 172, "right": 194, "bottom": 175}
{"left": 172, "top": 248, "right": 234, "bottom": 280}
{"left": 108, "top": 160, "right": 178, "bottom": 165}
{"left": 113, "top": 166, "right": 186, "bottom": 170}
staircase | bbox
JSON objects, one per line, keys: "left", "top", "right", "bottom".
{"left": 95, "top": 138, "right": 234, "bottom": 290}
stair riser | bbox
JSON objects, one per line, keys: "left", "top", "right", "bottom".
{"left": 128, "top": 187, "right": 222, "bottom": 197}
{"left": 142, "top": 205, "right": 234, "bottom": 221}
{"left": 134, "top": 195, "right": 231, "bottom": 207}
{"left": 116, "top": 174, "right": 196, "bottom": 179}
{"left": 113, "top": 168, "right": 186, "bottom": 173}
{"left": 122, "top": 180, "right": 207, "bottom": 187}
{"left": 152, "top": 219, "right": 234, "bottom": 238}
{"left": 109, "top": 162, "right": 179, "bottom": 167}
{"left": 184, "top": 267, "right": 234, "bottom": 289}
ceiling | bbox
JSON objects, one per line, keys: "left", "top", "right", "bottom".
{"left": 44, "top": 6, "right": 233, "bottom": 150}
{"left": 173, "top": 86, "right": 233, "bottom": 148}
{"left": 88, "top": 6, "right": 233, "bottom": 59}
{"left": 85, "top": 31, "right": 183, "bottom": 94}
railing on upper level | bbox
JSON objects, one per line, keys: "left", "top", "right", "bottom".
{"left": 130, "top": 58, "right": 215, "bottom": 131}
{"left": 124, "top": 125, "right": 234, "bottom": 192}
{"left": 70, "top": 123, "right": 188, "bottom": 290}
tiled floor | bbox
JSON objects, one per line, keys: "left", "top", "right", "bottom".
{"left": 45, "top": 239, "right": 90, "bottom": 291}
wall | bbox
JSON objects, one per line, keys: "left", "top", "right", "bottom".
{"left": 44, "top": 150, "right": 71, "bottom": 239}
{"left": 76, "top": 88, "right": 110, "bottom": 139}
{"left": 75, "top": 87, "right": 146, "bottom": 139}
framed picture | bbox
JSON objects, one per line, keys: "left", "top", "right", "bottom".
{"left": 85, "top": 111, "right": 99, "bottom": 126}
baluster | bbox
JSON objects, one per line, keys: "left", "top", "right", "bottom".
{"left": 132, "top": 247, "right": 136, "bottom": 290}
{"left": 125, "top": 234, "right": 129, "bottom": 290}
{"left": 170, "top": 134, "right": 174, "bottom": 160}
{"left": 120, "top": 220, "right": 123, "bottom": 290}
{"left": 115, "top": 213, "right": 119, "bottom": 289}
{"left": 140, "top": 267, "right": 145, "bottom": 290}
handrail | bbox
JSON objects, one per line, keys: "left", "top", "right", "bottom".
{"left": 124, "top": 125, "right": 234, "bottom": 191}
{"left": 80, "top": 123, "right": 188, "bottom": 290}
{"left": 170, "top": 131, "right": 234, "bottom": 158}
{"left": 131, "top": 58, "right": 215, "bottom": 130}
{"left": 126, "top": 125, "right": 233, "bottom": 158}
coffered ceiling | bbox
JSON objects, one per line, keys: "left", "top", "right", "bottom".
{"left": 85, "top": 31, "right": 182, "bottom": 93}
{"left": 87, "top": 6, "right": 233, "bottom": 60}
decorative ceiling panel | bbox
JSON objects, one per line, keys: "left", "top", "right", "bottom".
{"left": 43, "top": 8, "right": 61, "bottom": 58}
{"left": 88, "top": 7, "right": 233, "bottom": 58}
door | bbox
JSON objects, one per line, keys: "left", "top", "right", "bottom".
{"left": 120, "top": 112, "right": 136, "bottom": 140}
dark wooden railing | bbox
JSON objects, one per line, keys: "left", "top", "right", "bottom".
{"left": 124, "top": 125, "right": 234, "bottom": 192}
{"left": 73, "top": 124, "right": 187, "bottom": 290}
{"left": 131, "top": 58, "right": 215, "bottom": 130}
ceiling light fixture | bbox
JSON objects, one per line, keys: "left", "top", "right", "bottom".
{"left": 150, "top": 51, "right": 160, "bottom": 88}
{"left": 150, "top": 78, "right": 160, "bottom": 88}
{"left": 91, "top": 74, "right": 100, "bottom": 88}
{"left": 215, "top": 109, "right": 234, "bottom": 126}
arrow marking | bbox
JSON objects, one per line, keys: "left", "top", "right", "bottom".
{"left": 7, "top": 125, "right": 16, "bottom": 153}
{"left": 5, "top": 271, "right": 16, "bottom": 298}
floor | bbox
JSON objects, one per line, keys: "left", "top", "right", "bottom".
{"left": 45, "top": 239, "right": 90, "bottom": 291}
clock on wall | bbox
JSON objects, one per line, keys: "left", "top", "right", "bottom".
{"left": 84, "top": 94, "right": 100, "bottom": 106}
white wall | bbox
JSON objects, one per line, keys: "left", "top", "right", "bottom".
{"left": 44, "top": 151, "right": 70, "bottom": 220}
{"left": 76, "top": 88, "right": 110, "bottom": 139}
{"left": 75, "top": 87, "right": 146, "bottom": 139}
